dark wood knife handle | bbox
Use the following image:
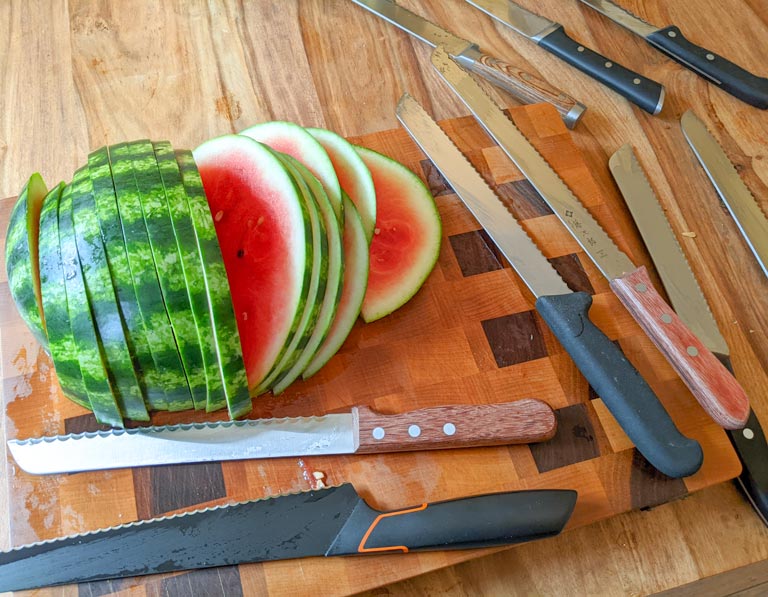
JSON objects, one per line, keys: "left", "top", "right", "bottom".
{"left": 355, "top": 399, "right": 556, "bottom": 454}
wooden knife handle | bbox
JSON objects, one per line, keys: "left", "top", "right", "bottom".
{"left": 610, "top": 265, "right": 750, "bottom": 430}
{"left": 355, "top": 399, "right": 556, "bottom": 454}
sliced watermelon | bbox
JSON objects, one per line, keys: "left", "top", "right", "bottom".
{"left": 354, "top": 146, "right": 441, "bottom": 323}
{"left": 193, "top": 135, "right": 312, "bottom": 394}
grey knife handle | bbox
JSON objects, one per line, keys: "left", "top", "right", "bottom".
{"left": 647, "top": 26, "right": 768, "bottom": 109}
{"left": 454, "top": 46, "right": 586, "bottom": 128}
{"left": 538, "top": 26, "right": 664, "bottom": 114}
{"left": 535, "top": 291, "right": 703, "bottom": 478}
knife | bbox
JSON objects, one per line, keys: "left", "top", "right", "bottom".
{"left": 680, "top": 109, "right": 768, "bottom": 278}
{"left": 8, "top": 400, "right": 557, "bottom": 475}
{"left": 465, "top": 0, "right": 664, "bottom": 114}
{"left": 608, "top": 144, "right": 768, "bottom": 526}
{"left": 0, "top": 482, "right": 578, "bottom": 591}
{"left": 429, "top": 46, "right": 750, "bottom": 431}
{"left": 577, "top": 0, "right": 768, "bottom": 109}
{"left": 349, "top": 0, "right": 586, "bottom": 128}
{"left": 396, "top": 92, "right": 702, "bottom": 479}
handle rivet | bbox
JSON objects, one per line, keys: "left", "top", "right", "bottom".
{"left": 372, "top": 427, "right": 385, "bottom": 440}
{"left": 443, "top": 423, "right": 457, "bottom": 436}
{"left": 634, "top": 283, "right": 648, "bottom": 293}
{"left": 633, "top": 78, "right": 641, "bottom": 85}
{"left": 577, "top": 46, "right": 585, "bottom": 52}
{"left": 687, "top": 346, "right": 699, "bottom": 357}
{"left": 604, "top": 61, "right": 613, "bottom": 69}
{"left": 408, "top": 424, "right": 422, "bottom": 438}
{"left": 743, "top": 428, "right": 755, "bottom": 440}
{"left": 668, "top": 30, "right": 677, "bottom": 38}
{"left": 706, "top": 53, "right": 715, "bottom": 61}
{"left": 660, "top": 313, "right": 673, "bottom": 324}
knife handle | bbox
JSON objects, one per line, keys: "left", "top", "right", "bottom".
{"left": 646, "top": 26, "right": 768, "bottom": 109}
{"left": 327, "top": 488, "right": 577, "bottom": 555}
{"left": 454, "top": 46, "right": 586, "bottom": 128}
{"left": 537, "top": 26, "right": 664, "bottom": 115}
{"left": 354, "top": 399, "right": 556, "bottom": 454}
{"left": 610, "top": 265, "right": 750, "bottom": 430}
{"left": 535, "top": 291, "right": 702, "bottom": 478}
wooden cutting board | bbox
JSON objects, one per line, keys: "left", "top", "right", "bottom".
{"left": 0, "top": 103, "right": 741, "bottom": 596}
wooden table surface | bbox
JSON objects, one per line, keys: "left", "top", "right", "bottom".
{"left": 2, "top": 1, "right": 767, "bottom": 595}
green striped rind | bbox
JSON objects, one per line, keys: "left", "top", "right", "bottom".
{"left": 255, "top": 150, "right": 329, "bottom": 394}
{"left": 59, "top": 183, "right": 123, "bottom": 427}
{"left": 272, "top": 156, "right": 344, "bottom": 394}
{"left": 88, "top": 147, "right": 168, "bottom": 410}
{"left": 37, "top": 183, "right": 90, "bottom": 409}
{"left": 109, "top": 142, "right": 193, "bottom": 411}
{"left": 175, "top": 149, "right": 251, "bottom": 418}
{"left": 5, "top": 173, "right": 49, "bottom": 348}
{"left": 303, "top": 195, "right": 369, "bottom": 379}
{"left": 153, "top": 141, "right": 222, "bottom": 410}
{"left": 70, "top": 166, "right": 149, "bottom": 421}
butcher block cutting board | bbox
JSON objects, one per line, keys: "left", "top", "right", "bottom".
{"left": 1, "top": 103, "right": 741, "bottom": 596}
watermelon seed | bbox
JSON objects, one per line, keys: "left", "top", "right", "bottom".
{"left": 374, "top": 228, "right": 380, "bottom": 235}
{"left": 214, "top": 210, "right": 224, "bottom": 222}
{"left": 237, "top": 249, "right": 245, "bottom": 258}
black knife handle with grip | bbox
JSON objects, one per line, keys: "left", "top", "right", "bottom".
{"left": 536, "top": 292, "right": 703, "bottom": 479}
{"left": 537, "top": 26, "right": 664, "bottom": 114}
{"left": 646, "top": 26, "right": 768, "bottom": 109}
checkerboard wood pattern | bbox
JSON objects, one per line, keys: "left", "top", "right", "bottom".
{"left": 0, "top": 104, "right": 741, "bottom": 596}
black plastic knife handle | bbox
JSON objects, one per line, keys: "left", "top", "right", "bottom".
{"left": 537, "top": 26, "right": 665, "bottom": 114}
{"left": 327, "top": 489, "right": 577, "bottom": 555}
{"left": 646, "top": 26, "right": 768, "bottom": 109}
{"left": 535, "top": 292, "right": 703, "bottom": 478}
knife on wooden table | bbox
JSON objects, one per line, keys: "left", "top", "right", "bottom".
{"left": 577, "top": 0, "right": 768, "bottom": 109}
{"left": 608, "top": 144, "right": 768, "bottom": 525}
{"left": 465, "top": 0, "right": 665, "bottom": 114}
{"left": 396, "top": 91, "right": 702, "bottom": 479}
{"left": 349, "top": 0, "right": 587, "bottom": 128}
{"left": 429, "top": 46, "right": 750, "bottom": 431}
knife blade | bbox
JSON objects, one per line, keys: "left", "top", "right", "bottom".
{"left": 0, "top": 482, "right": 578, "bottom": 591}
{"left": 608, "top": 144, "right": 768, "bottom": 526}
{"left": 7, "top": 400, "right": 557, "bottom": 475}
{"left": 680, "top": 109, "right": 768, "bottom": 278}
{"left": 349, "top": 0, "right": 586, "bottom": 128}
{"left": 429, "top": 46, "right": 750, "bottom": 431}
{"left": 465, "top": 0, "right": 664, "bottom": 114}
{"left": 396, "top": 92, "right": 702, "bottom": 479}
{"left": 577, "top": 0, "right": 768, "bottom": 109}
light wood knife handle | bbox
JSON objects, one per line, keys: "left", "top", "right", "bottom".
{"left": 610, "top": 265, "right": 750, "bottom": 430}
{"left": 355, "top": 399, "right": 556, "bottom": 454}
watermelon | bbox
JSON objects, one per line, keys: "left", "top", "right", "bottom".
{"left": 354, "top": 146, "right": 441, "bottom": 323}
{"left": 193, "top": 134, "right": 312, "bottom": 394}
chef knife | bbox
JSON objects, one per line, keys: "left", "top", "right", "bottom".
{"left": 465, "top": 0, "right": 664, "bottom": 114}
{"left": 680, "top": 109, "right": 768, "bottom": 278}
{"left": 349, "top": 0, "right": 586, "bottom": 128}
{"left": 429, "top": 46, "right": 750, "bottom": 431}
{"left": 577, "top": 0, "right": 768, "bottom": 109}
{"left": 396, "top": 92, "right": 702, "bottom": 479}
{"left": 7, "top": 400, "right": 557, "bottom": 475}
{"left": 608, "top": 144, "right": 768, "bottom": 525}
{"left": 0, "top": 482, "right": 578, "bottom": 591}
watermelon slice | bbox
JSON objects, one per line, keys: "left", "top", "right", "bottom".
{"left": 193, "top": 134, "right": 312, "bottom": 394}
{"left": 354, "top": 146, "right": 441, "bottom": 323}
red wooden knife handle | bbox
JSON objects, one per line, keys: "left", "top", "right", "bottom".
{"left": 355, "top": 399, "right": 556, "bottom": 454}
{"left": 610, "top": 266, "right": 749, "bottom": 429}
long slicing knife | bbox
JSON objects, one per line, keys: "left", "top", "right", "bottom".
{"left": 609, "top": 144, "right": 768, "bottom": 526}
{"left": 429, "top": 46, "right": 750, "bottom": 432}
{"left": 577, "top": 0, "right": 768, "bottom": 109}
{"left": 465, "top": 0, "right": 664, "bottom": 114}
{"left": 681, "top": 110, "right": 768, "bottom": 278}
{"left": 7, "top": 400, "right": 557, "bottom": 475}
{"left": 0, "top": 483, "right": 578, "bottom": 591}
{"left": 396, "top": 92, "right": 702, "bottom": 479}
{"left": 349, "top": 0, "right": 586, "bottom": 128}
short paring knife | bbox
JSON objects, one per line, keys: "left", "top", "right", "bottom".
{"left": 0, "top": 483, "right": 578, "bottom": 591}
{"left": 396, "top": 92, "right": 702, "bottom": 479}
{"left": 8, "top": 400, "right": 556, "bottom": 475}
{"left": 465, "top": 0, "right": 664, "bottom": 114}
{"left": 608, "top": 144, "right": 768, "bottom": 525}
{"left": 680, "top": 109, "right": 768, "bottom": 278}
{"left": 577, "top": 0, "right": 768, "bottom": 109}
{"left": 349, "top": 0, "right": 586, "bottom": 128}
{"left": 429, "top": 46, "right": 750, "bottom": 431}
